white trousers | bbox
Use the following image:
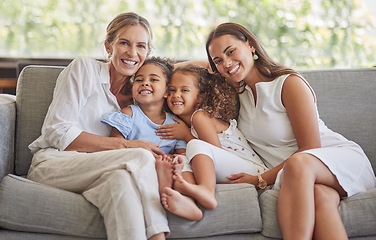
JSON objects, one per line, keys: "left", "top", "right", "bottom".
{"left": 186, "top": 139, "right": 268, "bottom": 183}
{"left": 27, "top": 148, "right": 169, "bottom": 240}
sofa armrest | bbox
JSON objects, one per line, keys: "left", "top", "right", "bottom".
{"left": 0, "top": 94, "right": 16, "bottom": 181}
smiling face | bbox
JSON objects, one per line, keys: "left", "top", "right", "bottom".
{"left": 208, "top": 34, "right": 255, "bottom": 84}
{"left": 167, "top": 72, "right": 200, "bottom": 125}
{"left": 106, "top": 24, "right": 150, "bottom": 78}
{"left": 131, "top": 63, "right": 168, "bottom": 106}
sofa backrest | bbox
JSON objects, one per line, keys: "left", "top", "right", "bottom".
{"left": 301, "top": 68, "right": 376, "bottom": 172}
{"left": 15, "top": 66, "right": 64, "bottom": 175}
{"left": 14, "top": 66, "right": 376, "bottom": 176}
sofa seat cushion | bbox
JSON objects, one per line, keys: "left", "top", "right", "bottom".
{"left": 259, "top": 188, "right": 376, "bottom": 239}
{"left": 0, "top": 175, "right": 262, "bottom": 238}
{"left": 0, "top": 174, "right": 106, "bottom": 238}
{"left": 167, "top": 183, "right": 262, "bottom": 238}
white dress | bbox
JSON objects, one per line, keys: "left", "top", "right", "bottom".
{"left": 237, "top": 74, "right": 376, "bottom": 197}
{"left": 184, "top": 110, "right": 268, "bottom": 182}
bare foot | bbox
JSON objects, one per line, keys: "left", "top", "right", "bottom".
{"left": 155, "top": 155, "right": 173, "bottom": 195}
{"left": 161, "top": 187, "right": 203, "bottom": 221}
{"left": 173, "top": 174, "right": 217, "bottom": 210}
{"left": 172, "top": 155, "right": 185, "bottom": 175}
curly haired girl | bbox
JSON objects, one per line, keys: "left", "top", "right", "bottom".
{"left": 158, "top": 64, "right": 268, "bottom": 221}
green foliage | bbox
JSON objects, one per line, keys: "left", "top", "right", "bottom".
{"left": 0, "top": 0, "right": 375, "bottom": 69}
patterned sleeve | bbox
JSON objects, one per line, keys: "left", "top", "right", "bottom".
{"left": 101, "top": 111, "right": 133, "bottom": 139}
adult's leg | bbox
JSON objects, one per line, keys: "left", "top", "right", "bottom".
{"left": 313, "top": 184, "right": 348, "bottom": 240}
{"left": 28, "top": 148, "right": 169, "bottom": 240}
{"left": 277, "top": 153, "right": 347, "bottom": 240}
{"left": 83, "top": 169, "right": 147, "bottom": 240}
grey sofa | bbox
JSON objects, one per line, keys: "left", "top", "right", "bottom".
{"left": 0, "top": 65, "right": 375, "bottom": 240}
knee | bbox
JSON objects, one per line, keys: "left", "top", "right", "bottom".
{"left": 283, "top": 153, "right": 313, "bottom": 179}
{"left": 314, "top": 184, "right": 340, "bottom": 209}
{"left": 186, "top": 139, "right": 205, "bottom": 149}
{"left": 104, "top": 169, "right": 132, "bottom": 184}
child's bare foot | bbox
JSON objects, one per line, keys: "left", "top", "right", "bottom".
{"left": 172, "top": 155, "right": 185, "bottom": 176}
{"left": 173, "top": 174, "right": 217, "bottom": 210}
{"left": 161, "top": 187, "right": 203, "bottom": 221}
{"left": 155, "top": 155, "right": 173, "bottom": 195}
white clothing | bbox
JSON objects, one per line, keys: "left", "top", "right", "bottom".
{"left": 238, "top": 74, "right": 376, "bottom": 197}
{"left": 27, "top": 57, "right": 169, "bottom": 239}
{"left": 186, "top": 110, "right": 268, "bottom": 182}
{"left": 28, "top": 148, "right": 168, "bottom": 240}
{"left": 29, "top": 57, "right": 117, "bottom": 154}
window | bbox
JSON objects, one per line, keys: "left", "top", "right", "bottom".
{"left": 0, "top": 0, "right": 375, "bottom": 69}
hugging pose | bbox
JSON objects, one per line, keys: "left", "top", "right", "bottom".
{"left": 28, "top": 11, "right": 376, "bottom": 240}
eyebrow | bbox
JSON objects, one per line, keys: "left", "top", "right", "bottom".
{"left": 118, "top": 38, "right": 147, "bottom": 45}
{"left": 135, "top": 73, "right": 161, "bottom": 78}
{"left": 212, "top": 45, "right": 233, "bottom": 61}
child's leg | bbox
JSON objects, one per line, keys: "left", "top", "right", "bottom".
{"left": 161, "top": 187, "right": 203, "bottom": 221}
{"left": 155, "top": 155, "right": 174, "bottom": 195}
{"left": 173, "top": 154, "right": 217, "bottom": 210}
{"left": 160, "top": 155, "right": 203, "bottom": 221}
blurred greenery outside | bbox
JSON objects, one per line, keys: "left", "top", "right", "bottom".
{"left": 0, "top": 0, "right": 375, "bottom": 70}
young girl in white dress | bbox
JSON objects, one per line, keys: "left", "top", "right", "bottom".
{"left": 159, "top": 64, "right": 268, "bottom": 221}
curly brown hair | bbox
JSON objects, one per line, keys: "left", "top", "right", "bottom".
{"left": 173, "top": 64, "right": 239, "bottom": 122}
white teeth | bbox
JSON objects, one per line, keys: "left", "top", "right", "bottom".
{"left": 122, "top": 59, "right": 137, "bottom": 65}
{"left": 140, "top": 90, "right": 152, "bottom": 94}
{"left": 229, "top": 64, "right": 239, "bottom": 74}
{"left": 172, "top": 102, "right": 183, "bottom": 106}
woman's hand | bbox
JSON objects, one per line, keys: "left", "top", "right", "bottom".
{"left": 220, "top": 173, "right": 258, "bottom": 186}
{"left": 156, "top": 117, "right": 194, "bottom": 142}
{"left": 125, "top": 140, "right": 166, "bottom": 158}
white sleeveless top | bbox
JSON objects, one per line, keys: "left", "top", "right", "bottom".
{"left": 238, "top": 74, "right": 376, "bottom": 196}
{"left": 191, "top": 109, "right": 267, "bottom": 169}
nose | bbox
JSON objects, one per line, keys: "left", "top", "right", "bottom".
{"left": 174, "top": 91, "right": 181, "bottom": 98}
{"left": 141, "top": 82, "right": 150, "bottom": 86}
{"left": 224, "top": 58, "right": 232, "bottom": 68}
{"left": 126, "top": 45, "right": 137, "bottom": 57}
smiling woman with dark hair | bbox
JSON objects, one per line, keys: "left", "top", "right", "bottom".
{"left": 205, "top": 22, "right": 376, "bottom": 240}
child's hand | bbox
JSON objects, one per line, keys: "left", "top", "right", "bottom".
{"left": 156, "top": 117, "right": 194, "bottom": 142}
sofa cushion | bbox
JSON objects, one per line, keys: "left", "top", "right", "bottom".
{"left": 0, "top": 174, "right": 106, "bottom": 238}
{"left": 167, "top": 183, "right": 262, "bottom": 238}
{"left": 0, "top": 175, "right": 262, "bottom": 238}
{"left": 259, "top": 188, "right": 376, "bottom": 239}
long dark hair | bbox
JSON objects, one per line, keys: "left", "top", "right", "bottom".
{"left": 206, "top": 23, "right": 297, "bottom": 85}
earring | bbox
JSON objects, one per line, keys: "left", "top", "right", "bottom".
{"left": 253, "top": 51, "right": 259, "bottom": 61}
{"left": 108, "top": 54, "right": 112, "bottom": 59}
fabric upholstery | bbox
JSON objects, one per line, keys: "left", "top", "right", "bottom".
{"left": 301, "top": 68, "right": 376, "bottom": 171}
{"left": 167, "top": 184, "right": 262, "bottom": 238}
{"left": 0, "top": 175, "right": 262, "bottom": 238}
{"left": 15, "top": 66, "right": 64, "bottom": 175}
{"left": 0, "top": 94, "right": 16, "bottom": 180}
{"left": 0, "top": 174, "right": 106, "bottom": 238}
